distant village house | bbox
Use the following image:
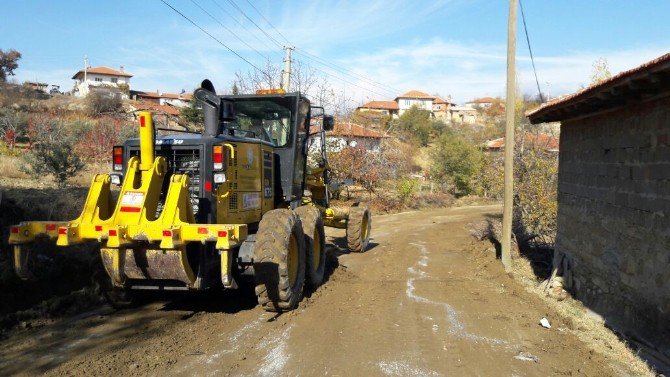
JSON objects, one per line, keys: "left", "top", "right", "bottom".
{"left": 72, "top": 66, "right": 132, "bottom": 98}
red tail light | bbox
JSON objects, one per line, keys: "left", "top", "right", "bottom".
{"left": 213, "top": 145, "right": 224, "bottom": 171}
{"left": 113, "top": 146, "right": 124, "bottom": 171}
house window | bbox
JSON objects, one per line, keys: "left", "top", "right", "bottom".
{"left": 94, "top": 77, "right": 102, "bottom": 82}
{"left": 111, "top": 77, "right": 118, "bottom": 83}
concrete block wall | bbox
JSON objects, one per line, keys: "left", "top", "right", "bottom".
{"left": 557, "top": 96, "right": 670, "bottom": 350}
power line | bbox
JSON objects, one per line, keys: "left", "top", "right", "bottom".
{"left": 519, "top": 0, "right": 544, "bottom": 102}
{"left": 190, "top": 0, "right": 268, "bottom": 61}
{"left": 293, "top": 48, "right": 402, "bottom": 96}
{"left": 160, "top": 0, "right": 271, "bottom": 82}
{"left": 294, "top": 58, "right": 396, "bottom": 99}
{"left": 209, "top": 0, "right": 281, "bottom": 57}
{"left": 224, "top": 0, "right": 284, "bottom": 48}
{"left": 225, "top": 1, "right": 403, "bottom": 98}
{"left": 243, "top": 0, "right": 292, "bottom": 46}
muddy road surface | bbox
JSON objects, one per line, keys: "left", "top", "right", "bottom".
{"left": 0, "top": 205, "right": 614, "bottom": 376}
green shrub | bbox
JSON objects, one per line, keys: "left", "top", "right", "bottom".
{"left": 430, "top": 132, "right": 485, "bottom": 195}
{"left": 21, "top": 118, "right": 84, "bottom": 187}
{"left": 396, "top": 178, "right": 419, "bottom": 201}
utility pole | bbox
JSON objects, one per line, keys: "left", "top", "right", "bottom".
{"left": 281, "top": 46, "right": 293, "bottom": 91}
{"left": 501, "top": 0, "right": 518, "bottom": 272}
{"left": 84, "top": 55, "right": 89, "bottom": 82}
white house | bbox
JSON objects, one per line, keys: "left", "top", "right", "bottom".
{"left": 395, "top": 90, "right": 436, "bottom": 116}
{"left": 72, "top": 66, "right": 132, "bottom": 98}
{"left": 308, "top": 122, "right": 388, "bottom": 156}
{"left": 465, "top": 97, "right": 498, "bottom": 109}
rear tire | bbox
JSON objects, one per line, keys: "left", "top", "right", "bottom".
{"left": 294, "top": 205, "right": 326, "bottom": 287}
{"left": 347, "top": 206, "right": 371, "bottom": 253}
{"left": 254, "top": 209, "right": 306, "bottom": 312}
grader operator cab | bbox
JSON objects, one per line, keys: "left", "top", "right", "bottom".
{"left": 8, "top": 80, "right": 371, "bottom": 311}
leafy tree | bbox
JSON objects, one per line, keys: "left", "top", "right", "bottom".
{"left": 180, "top": 95, "right": 204, "bottom": 125}
{"left": 396, "top": 105, "right": 431, "bottom": 146}
{"left": 430, "top": 132, "right": 484, "bottom": 195}
{"left": 0, "top": 49, "right": 21, "bottom": 82}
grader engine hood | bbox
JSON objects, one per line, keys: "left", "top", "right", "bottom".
{"left": 9, "top": 112, "right": 247, "bottom": 289}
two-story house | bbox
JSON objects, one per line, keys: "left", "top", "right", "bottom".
{"left": 72, "top": 66, "right": 132, "bottom": 98}
{"left": 395, "top": 90, "right": 436, "bottom": 116}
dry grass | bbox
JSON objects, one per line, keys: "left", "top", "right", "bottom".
{"left": 511, "top": 256, "right": 656, "bottom": 376}
{"left": 0, "top": 155, "right": 29, "bottom": 180}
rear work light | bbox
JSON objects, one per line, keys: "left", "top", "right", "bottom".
{"left": 213, "top": 145, "right": 224, "bottom": 171}
{"left": 113, "top": 146, "right": 124, "bottom": 171}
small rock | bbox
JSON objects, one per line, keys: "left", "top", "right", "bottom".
{"left": 514, "top": 351, "right": 539, "bottom": 362}
{"left": 539, "top": 317, "right": 551, "bottom": 329}
{"left": 19, "top": 321, "right": 32, "bottom": 330}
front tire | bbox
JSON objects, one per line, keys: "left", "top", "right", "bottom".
{"left": 347, "top": 206, "right": 371, "bottom": 253}
{"left": 254, "top": 209, "right": 306, "bottom": 312}
{"left": 295, "top": 205, "right": 326, "bottom": 287}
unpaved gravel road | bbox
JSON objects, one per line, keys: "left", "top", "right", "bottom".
{"left": 0, "top": 205, "right": 614, "bottom": 376}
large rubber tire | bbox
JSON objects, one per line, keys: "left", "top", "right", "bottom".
{"left": 294, "top": 205, "right": 326, "bottom": 287}
{"left": 254, "top": 209, "right": 306, "bottom": 312}
{"left": 347, "top": 206, "right": 372, "bottom": 253}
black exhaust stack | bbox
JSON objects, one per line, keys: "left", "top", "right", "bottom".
{"left": 194, "top": 79, "right": 235, "bottom": 137}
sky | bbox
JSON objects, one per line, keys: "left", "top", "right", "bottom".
{"left": 2, "top": 0, "right": 670, "bottom": 106}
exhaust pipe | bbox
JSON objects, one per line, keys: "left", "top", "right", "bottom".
{"left": 194, "top": 80, "right": 235, "bottom": 137}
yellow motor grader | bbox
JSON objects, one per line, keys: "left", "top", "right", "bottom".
{"left": 8, "top": 80, "right": 371, "bottom": 311}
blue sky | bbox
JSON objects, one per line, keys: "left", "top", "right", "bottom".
{"left": 2, "top": 0, "right": 669, "bottom": 105}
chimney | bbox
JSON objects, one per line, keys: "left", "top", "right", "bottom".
{"left": 120, "top": 66, "right": 124, "bottom": 73}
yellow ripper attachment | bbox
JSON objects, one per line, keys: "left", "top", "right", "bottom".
{"left": 8, "top": 112, "right": 247, "bottom": 288}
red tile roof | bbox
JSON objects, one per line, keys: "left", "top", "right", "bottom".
{"left": 433, "top": 97, "right": 455, "bottom": 105}
{"left": 329, "top": 122, "right": 388, "bottom": 139}
{"left": 72, "top": 66, "right": 133, "bottom": 79}
{"left": 485, "top": 133, "right": 559, "bottom": 152}
{"left": 128, "top": 101, "right": 180, "bottom": 116}
{"left": 358, "top": 100, "right": 399, "bottom": 110}
{"left": 395, "top": 90, "right": 435, "bottom": 100}
{"left": 527, "top": 52, "right": 670, "bottom": 123}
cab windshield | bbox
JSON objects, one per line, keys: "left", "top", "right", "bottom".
{"left": 230, "top": 97, "right": 295, "bottom": 146}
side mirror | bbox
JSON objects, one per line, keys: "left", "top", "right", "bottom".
{"left": 323, "top": 115, "right": 335, "bottom": 131}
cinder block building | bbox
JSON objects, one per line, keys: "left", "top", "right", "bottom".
{"left": 528, "top": 53, "right": 670, "bottom": 355}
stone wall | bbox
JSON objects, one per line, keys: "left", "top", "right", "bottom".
{"left": 557, "top": 95, "right": 670, "bottom": 351}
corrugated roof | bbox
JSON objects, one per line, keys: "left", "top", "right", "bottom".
{"left": 329, "top": 122, "right": 388, "bottom": 139}
{"left": 72, "top": 66, "right": 133, "bottom": 79}
{"left": 527, "top": 52, "right": 670, "bottom": 124}
{"left": 358, "top": 100, "right": 399, "bottom": 110}
{"left": 466, "top": 97, "right": 497, "bottom": 104}
{"left": 132, "top": 90, "right": 193, "bottom": 101}
{"left": 395, "top": 90, "right": 435, "bottom": 100}
{"left": 484, "top": 133, "right": 559, "bottom": 152}
{"left": 128, "top": 101, "right": 180, "bottom": 116}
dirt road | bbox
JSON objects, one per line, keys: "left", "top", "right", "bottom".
{"left": 0, "top": 205, "right": 615, "bottom": 376}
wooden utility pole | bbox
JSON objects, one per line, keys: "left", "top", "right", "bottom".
{"left": 501, "top": 0, "right": 518, "bottom": 272}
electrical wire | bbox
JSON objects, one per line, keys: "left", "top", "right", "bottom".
{"left": 293, "top": 49, "right": 402, "bottom": 96}
{"left": 224, "top": 0, "right": 284, "bottom": 48}
{"left": 243, "top": 0, "right": 292, "bottom": 46}
{"left": 209, "top": 0, "right": 281, "bottom": 56}
{"left": 234, "top": 1, "right": 401, "bottom": 96}
{"left": 519, "top": 0, "right": 544, "bottom": 102}
{"left": 160, "top": 0, "right": 272, "bottom": 82}
{"left": 190, "top": 0, "right": 268, "bottom": 61}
